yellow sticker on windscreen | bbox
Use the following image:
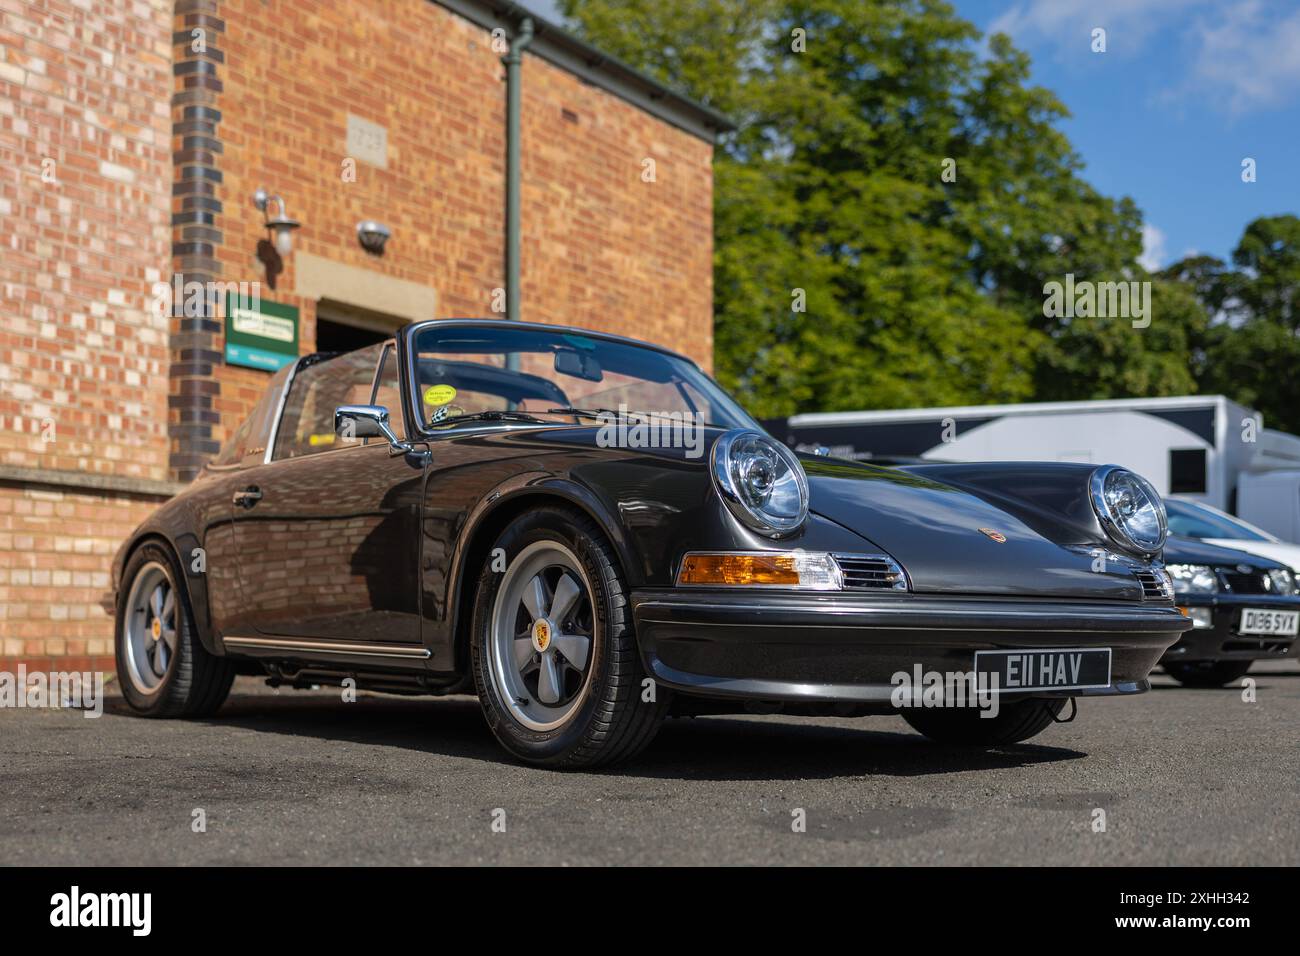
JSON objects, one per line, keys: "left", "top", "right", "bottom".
{"left": 424, "top": 384, "right": 457, "bottom": 406}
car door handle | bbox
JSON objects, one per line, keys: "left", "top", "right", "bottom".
{"left": 232, "top": 486, "right": 263, "bottom": 508}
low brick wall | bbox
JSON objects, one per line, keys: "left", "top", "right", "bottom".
{"left": 0, "top": 483, "right": 165, "bottom": 673}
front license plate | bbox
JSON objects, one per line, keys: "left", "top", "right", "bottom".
{"left": 974, "top": 648, "right": 1112, "bottom": 693}
{"left": 1238, "top": 608, "right": 1300, "bottom": 636}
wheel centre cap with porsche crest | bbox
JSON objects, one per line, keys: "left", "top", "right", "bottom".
{"left": 531, "top": 618, "right": 553, "bottom": 653}
{"left": 150, "top": 618, "right": 162, "bottom": 641}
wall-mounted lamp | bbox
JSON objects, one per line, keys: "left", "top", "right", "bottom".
{"left": 357, "top": 220, "right": 391, "bottom": 255}
{"left": 252, "top": 188, "right": 300, "bottom": 257}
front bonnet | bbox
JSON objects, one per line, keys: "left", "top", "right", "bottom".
{"left": 804, "top": 459, "right": 1147, "bottom": 600}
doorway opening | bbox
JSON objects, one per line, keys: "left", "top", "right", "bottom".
{"left": 314, "top": 301, "right": 404, "bottom": 353}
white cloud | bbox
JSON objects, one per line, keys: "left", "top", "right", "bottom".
{"left": 1187, "top": 1, "right": 1300, "bottom": 114}
{"left": 988, "top": 0, "right": 1206, "bottom": 56}
{"left": 1140, "top": 223, "right": 1168, "bottom": 271}
{"left": 988, "top": 0, "right": 1300, "bottom": 114}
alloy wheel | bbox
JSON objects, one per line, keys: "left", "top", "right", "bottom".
{"left": 122, "top": 561, "right": 179, "bottom": 695}
{"left": 488, "top": 540, "right": 597, "bottom": 731}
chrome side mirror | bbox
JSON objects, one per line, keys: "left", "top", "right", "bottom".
{"left": 335, "top": 404, "right": 410, "bottom": 453}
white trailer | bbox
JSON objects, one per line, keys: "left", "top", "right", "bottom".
{"left": 1239, "top": 471, "right": 1300, "bottom": 542}
{"left": 775, "top": 395, "right": 1300, "bottom": 539}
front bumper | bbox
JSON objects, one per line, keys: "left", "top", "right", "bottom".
{"left": 1161, "top": 594, "right": 1299, "bottom": 663}
{"left": 632, "top": 590, "right": 1190, "bottom": 707}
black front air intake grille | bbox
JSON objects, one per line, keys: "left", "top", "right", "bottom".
{"left": 833, "top": 554, "right": 908, "bottom": 591}
{"left": 1133, "top": 570, "right": 1170, "bottom": 600}
{"left": 1219, "top": 570, "right": 1269, "bottom": 594}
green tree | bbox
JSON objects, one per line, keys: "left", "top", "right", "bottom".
{"left": 560, "top": 0, "right": 1199, "bottom": 415}
{"left": 1175, "top": 215, "right": 1300, "bottom": 434}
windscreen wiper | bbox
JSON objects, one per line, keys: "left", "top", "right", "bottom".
{"left": 429, "top": 409, "right": 550, "bottom": 427}
{"left": 546, "top": 406, "right": 616, "bottom": 420}
{"left": 548, "top": 407, "right": 723, "bottom": 427}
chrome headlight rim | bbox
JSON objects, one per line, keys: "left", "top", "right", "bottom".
{"left": 1165, "top": 563, "right": 1220, "bottom": 595}
{"left": 710, "top": 429, "right": 809, "bottom": 537}
{"left": 1089, "top": 464, "right": 1168, "bottom": 555}
{"left": 1267, "top": 567, "right": 1297, "bottom": 596}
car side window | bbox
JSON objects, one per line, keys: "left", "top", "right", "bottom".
{"left": 211, "top": 414, "right": 253, "bottom": 467}
{"left": 371, "top": 343, "right": 405, "bottom": 440}
{"left": 211, "top": 361, "right": 295, "bottom": 467}
{"left": 273, "top": 343, "right": 387, "bottom": 460}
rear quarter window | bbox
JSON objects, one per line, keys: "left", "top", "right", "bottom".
{"left": 210, "top": 362, "right": 295, "bottom": 467}
{"left": 272, "top": 343, "right": 386, "bottom": 460}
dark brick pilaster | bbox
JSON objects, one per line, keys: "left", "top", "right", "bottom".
{"left": 169, "top": 0, "right": 226, "bottom": 482}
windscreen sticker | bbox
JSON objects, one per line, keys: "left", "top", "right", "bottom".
{"left": 308, "top": 433, "right": 335, "bottom": 447}
{"left": 424, "top": 384, "right": 457, "bottom": 406}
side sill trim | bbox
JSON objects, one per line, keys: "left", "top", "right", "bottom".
{"left": 222, "top": 636, "right": 432, "bottom": 660}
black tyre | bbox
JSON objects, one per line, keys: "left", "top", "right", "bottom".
{"left": 1165, "top": 660, "right": 1252, "bottom": 688}
{"left": 115, "top": 541, "right": 235, "bottom": 717}
{"left": 469, "top": 506, "right": 669, "bottom": 768}
{"left": 901, "top": 697, "right": 1067, "bottom": 745}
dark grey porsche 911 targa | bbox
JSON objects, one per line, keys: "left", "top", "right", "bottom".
{"left": 112, "top": 319, "right": 1190, "bottom": 767}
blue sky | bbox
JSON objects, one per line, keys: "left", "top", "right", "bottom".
{"left": 527, "top": 0, "right": 1300, "bottom": 268}
{"left": 954, "top": 0, "right": 1300, "bottom": 268}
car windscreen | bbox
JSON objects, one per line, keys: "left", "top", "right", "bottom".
{"left": 1166, "top": 499, "right": 1272, "bottom": 541}
{"left": 410, "top": 325, "right": 760, "bottom": 431}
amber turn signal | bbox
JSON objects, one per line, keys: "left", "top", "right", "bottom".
{"left": 676, "top": 551, "right": 842, "bottom": 589}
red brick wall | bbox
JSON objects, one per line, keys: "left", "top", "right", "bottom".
{"left": 0, "top": 0, "right": 173, "bottom": 672}
{"left": 0, "top": 485, "right": 154, "bottom": 670}
{"left": 0, "top": 0, "right": 173, "bottom": 481}
{"left": 520, "top": 56, "right": 715, "bottom": 369}
{"left": 1, "top": 0, "right": 716, "bottom": 667}
{"left": 208, "top": 0, "right": 715, "bottom": 448}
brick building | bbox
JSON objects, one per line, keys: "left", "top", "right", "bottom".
{"left": 0, "top": 0, "right": 728, "bottom": 672}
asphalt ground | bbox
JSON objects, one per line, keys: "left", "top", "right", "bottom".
{"left": 3, "top": 661, "right": 1296, "bottom": 866}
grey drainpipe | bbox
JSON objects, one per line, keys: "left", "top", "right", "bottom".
{"left": 504, "top": 16, "right": 534, "bottom": 325}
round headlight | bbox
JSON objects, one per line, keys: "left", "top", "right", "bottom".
{"left": 1089, "top": 465, "right": 1168, "bottom": 554}
{"left": 711, "top": 429, "right": 809, "bottom": 536}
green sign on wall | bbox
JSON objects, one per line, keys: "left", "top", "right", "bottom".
{"left": 225, "top": 294, "right": 299, "bottom": 371}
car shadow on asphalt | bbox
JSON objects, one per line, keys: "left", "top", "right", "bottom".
{"left": 1149, "top": 672, "right": 1299, "bottom": 691}
{"left": 626, "top": 716, "right": 1086, "bottom": 782}
{"left": 115, "top": 691, "right": 1088, "bottom": 781}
